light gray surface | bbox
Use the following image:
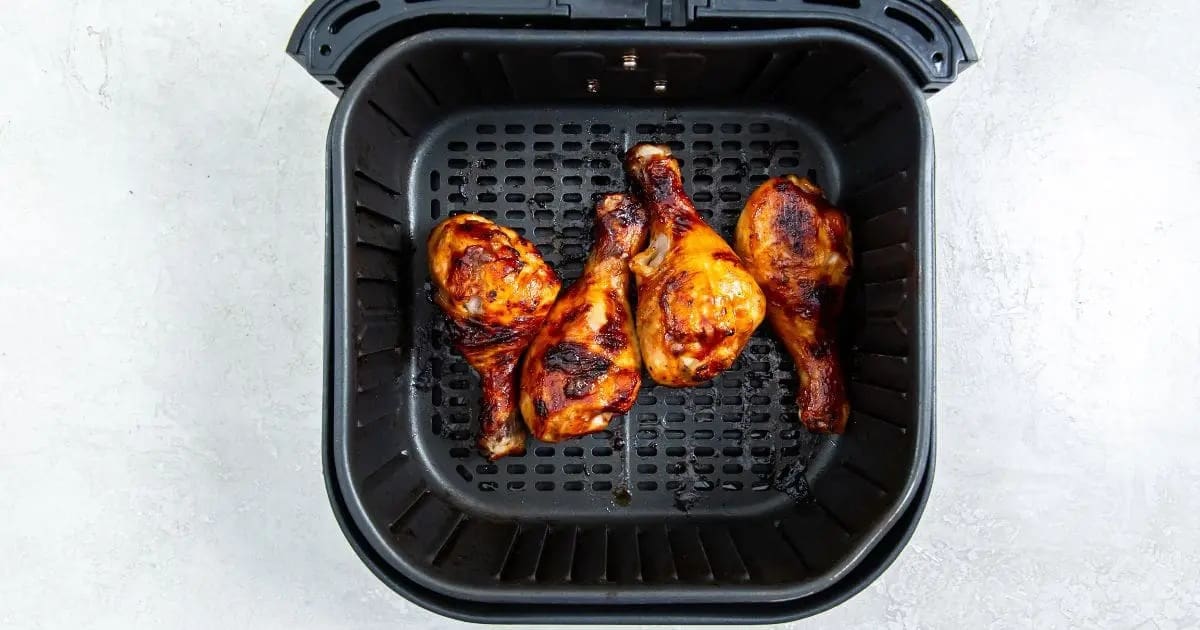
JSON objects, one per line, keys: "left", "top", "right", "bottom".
{"left": 1, "top": 0, "right": 1198, "bottom": 628}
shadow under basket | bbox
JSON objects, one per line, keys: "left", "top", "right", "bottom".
{"left": 309, "top": 18, "right": 971, "bottom": 623}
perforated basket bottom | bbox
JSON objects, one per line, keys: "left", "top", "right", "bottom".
{"left": 407, "top": 107, "right": 842, "bottom": 520}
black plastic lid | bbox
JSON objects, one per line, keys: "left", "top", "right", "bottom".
{"left": 289, "top": 0, "right": 976, "bottom": 93}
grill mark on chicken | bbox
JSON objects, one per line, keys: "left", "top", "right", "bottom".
{"left": 450, "top": 318, "right": 522, "bottom": 352}
{"left": 645, "top": 162, "right": 682, "bottom": 201}
{"left": 656, "top": 270, "right": 691, "bottom": 351}
{"left": 763, "top": 278, "right": 837, "bottom": 321}
{"left": 596, "top": 320, "right": 627, "bottom": 352}
{"left": 774, "top": 195, "right": 817, "bottom": 251}
{"left": 542, "top": 341, "right": 614, "bottom": 399}
{"left": 558, "top": 302, "right": 592, "bottom": 326}
{"left": 604, "top": 385, "right": 637, "bottom": 414}
{"left": 709, "top": 250, "right": 744, "bottom": 265}
{"left": 596, "top": 291, "right": 629, "bottom": 351}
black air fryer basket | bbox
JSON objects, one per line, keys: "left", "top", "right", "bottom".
{"left": 289, "top": 0, "right": 975, "bottom": 623}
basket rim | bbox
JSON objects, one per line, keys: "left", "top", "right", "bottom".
{"left": 325, "top": 26, "right": 936, "bottom": 610}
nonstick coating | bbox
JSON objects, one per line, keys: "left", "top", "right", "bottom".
{"left": 327, "top": 29, "right": 933, "bottom": 609}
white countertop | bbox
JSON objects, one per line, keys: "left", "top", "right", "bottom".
{"left": 2, "top": 1, "right": 1198, "bottom": 627}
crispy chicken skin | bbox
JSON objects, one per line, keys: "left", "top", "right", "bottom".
{"left": 735, "top": 176, "right": 852, "bottom": 433}
{"left": 520, "top": 194, "right": 648, "bottom": 442}
{"left": 625, "top": 143, "right": 767, "bottom": 387}
{"left": 427, "top": 214, "right": 561, "bottom": 459}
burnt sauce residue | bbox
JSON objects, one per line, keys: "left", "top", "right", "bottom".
{"left": 672, "top": 487, "right": 700, "bottom": 513}
{"left": 612, "top": 486, "right": 632, "bottom": 507}
{"left": 770, "top": 459, "right": 811, "bottom": 503}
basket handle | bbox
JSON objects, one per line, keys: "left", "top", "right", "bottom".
{"left": 288, "top": 0, "right": 976, "bottom": 92}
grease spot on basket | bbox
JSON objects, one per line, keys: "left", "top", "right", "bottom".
{"left": 673, "top": 487, "right": 700, "bottom": 512}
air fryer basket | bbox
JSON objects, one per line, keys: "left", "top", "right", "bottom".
{"left": 294, "top": 0, "right": 974, "bottom": 622}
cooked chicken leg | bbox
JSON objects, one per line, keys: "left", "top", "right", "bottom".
{"left": 520, "top": 194, "right": 648, "bottom": 442}
{"left": 427, "top": 214, "right": 561, "bottom": 459}
{"left": 735, "top": 176, "right": 852, "bottom": 433}
{"left": 626, "top": 144, "right": 766, "bottom": 387}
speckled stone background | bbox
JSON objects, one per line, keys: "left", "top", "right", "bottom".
{"left": 2, "top": 1, "right": 1198, "bottom": 628}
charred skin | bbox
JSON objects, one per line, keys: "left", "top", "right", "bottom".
{"left": 625, "top": 143, "right": 767, "bottom": 387}
{"left": 735, "top": 176, "right": 852, "bottom": 433}
{"left": 520, "top": 194, "right": 647, "bottom": 442}
{"left": 427, "top": 214, "right": 561, "bottom": 459}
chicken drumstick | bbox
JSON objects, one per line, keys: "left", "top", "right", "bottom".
{"left": 520, "top": 193, "right": 648, "bottom": 442}
{"left": 735, "top": 176, "right": 852, "bottom": 433}
{"left": 625, "top": 143, "right": 766, "bottom": 387}
{"left": 427, "top": 214, "right": 561, "bottom": 459}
